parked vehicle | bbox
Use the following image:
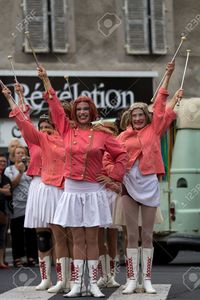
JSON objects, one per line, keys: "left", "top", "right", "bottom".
{"left": 154, "top": 98, "right": 200, "bottom": 263}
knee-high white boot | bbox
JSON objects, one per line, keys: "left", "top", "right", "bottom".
{"left": 48, "top": 257, "right": 69, "bottom": 293}
{"left": 63, "top": 260, "right": 84, "bottom": 297}
{"left": 106, "top": 256, "right": 120, "bottom": 288}
{"left": 88, "top": 260, "right": 105, "bottom": 298}
{"left": 122, "top": 248, "right": 139, "bottom": 294}
{"left": 69, "top": 259, "right": 75, "bottom": 290}
{"left": 36, "top": 256, "right": 52, "bottom": 290}
{"left": 97, "top": 255, "right": 107, "bottom": 287}
{"left": 142, "top": 248, "right": 156, "bottom": 294}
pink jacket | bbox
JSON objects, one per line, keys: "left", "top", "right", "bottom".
{"left": 11, "top": 105, "right": 42, "bottom": 177}
{"left": 44, "top": 88, "right": 128, "bottom": 182}
{"left": 118, "top": 87, "right": 170, "bottom": 176}
{"left": 9, "top": 107, "right": 66, "bottom": 188}
{"left": 160, "top": 106, "right": 176, "bottom": 136}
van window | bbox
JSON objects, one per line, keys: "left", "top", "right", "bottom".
{"left": 177, "top": 178, "right": 188, "bottom": 188}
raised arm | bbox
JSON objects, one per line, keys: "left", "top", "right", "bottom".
{"left": 2, "top": 85, "right": 38, "bottom": 149}
{"left": 166, "top": 89, "right": 184, "bottom": 110}
{"left": 2, "top": 86, "right": 16, "bottom": 110}
{"left": 9, "top": 107, "right": 43, "bottom": 147}
{"left": 14, "top": 82, "right": 29, "bottom": 114}
{"left": 37, "top": 66, "right": 70, "bottom": 136}
{"left": 152, "top": 62, "right": 175, "bottom": 134}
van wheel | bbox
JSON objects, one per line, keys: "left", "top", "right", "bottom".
{"left": 153, "top": 242, "right": 179, "bottom": 264}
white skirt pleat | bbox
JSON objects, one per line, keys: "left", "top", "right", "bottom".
{"left": 112, "top": 195, "right": 126, "bottom": 226}
{"left": 123, "top": 160, "right": 160, "bottom": 207}
{"left": 103, "top": 190, "right": 121, "bottom": 229}
{"left": 24, "top": 177, "right": 48, "bottom": 228}
{"left": 53, "top": 179, "right": 112, "bottom": 227}
{"left": 36, "top": 182, "right": 63, "bottom": 224}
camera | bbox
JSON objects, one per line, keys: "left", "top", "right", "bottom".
{"left": 21, "top": 156, "right": 27, "bottom": 164}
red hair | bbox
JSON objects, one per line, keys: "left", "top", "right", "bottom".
{"left": 71, "top": 96, "right": 98, "bottom": 123}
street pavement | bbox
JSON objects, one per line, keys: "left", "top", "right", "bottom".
{"left": 0, "top": 250, "right": 200, "bottom": 299}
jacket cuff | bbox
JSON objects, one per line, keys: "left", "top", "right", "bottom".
{"left": 165, "top": 106, "right": 176, "bottom": 118}
{"left": 158, "top": 87, "right": 169, "bottom": 96}
{"left": 9, "top": 107, "right": 21, "bottom": 118}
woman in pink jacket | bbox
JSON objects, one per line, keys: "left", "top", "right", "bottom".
{"left": 2, "top": 85, "right": 70, "bottom": 294}
{"left": 37, "top": 66, "right": 127, "bottom": 298}
{"left": 118, "top": 62, "right": 183, "bottom": 295}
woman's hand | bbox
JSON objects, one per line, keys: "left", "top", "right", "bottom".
{"left": 37, "top": 65, "right": 47, "bottom": 80}
{"left": 174, "top": 88, "right": 184, "bottom": 103}
{"left": 16, "top": 162, "right": 26, "bottom": 174}
{"left": 96, "top": 174, "right": 112, "bottom": 185}
{"left": 2, "top": 86, "right": 12, "bottom": 99}
{"left": 0, "top": 184, "right": 11, "bottom": 196}
{"left": 14, "top": 82, "right": 24, "bottom": 95}
{"left": 165, "top": 61, "right": 175, "bottom": 77}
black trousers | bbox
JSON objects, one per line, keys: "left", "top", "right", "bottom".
{"left": 10, "top": 215, "right": 38, "bottom": 260}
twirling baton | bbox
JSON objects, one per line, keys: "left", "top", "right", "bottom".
{"left": 64, "top": 75, "right": 74, "bottom": 101}
{"left": 0, "top": 80, "right": 28, "bottom": 120}
{"left": 25, "top": 31, "right": 52, "bottom": 99}
{"left": 151, "top": 36, "right": 187, "bottom": 103}
{"left": 7, "top": 55, "right": 26, "bottom": 110}
{"left": 177, "top": 49, "right": 191, "bottom": 106}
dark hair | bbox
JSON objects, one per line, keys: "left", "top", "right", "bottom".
{"left": 38, "top": 114, "right": 55, "bottom": 130}
{"left": 71, "top": 96, "right": 98, "bottom": 123}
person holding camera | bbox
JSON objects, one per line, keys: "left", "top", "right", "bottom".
{"left": 4, "top": 145, "right": 38, "bottom": 267}
{"left": 0, "top": 154, "right": 12, "bottom": 269}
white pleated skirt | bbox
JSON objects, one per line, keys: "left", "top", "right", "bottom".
{"left": 24, "top": 178, "right": 63, "bottom": 227}
{"left": 112, "top": 195, "right": 126, "bottom": 226}
{"left": 53, "top": 179, "right": 112, "bottom": 227}
{"left": 104, "top": 190, "right": 121, "bottom": 229}
{"left": 123, "top": 160, "right": 160, "bottom": 207}
{"left": 24, "top": 177, "right": 48, "bottom": 228}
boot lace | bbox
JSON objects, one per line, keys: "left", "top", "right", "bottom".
{"left": 98, "top": 260, "right": 103, "bottom": 277}
{"left": 56, "top": 262, "right": 62, "bottom": 281}
{"left": 40, "top": 261, "right": 47, "bottom": 280}
{"left": 92, "top": 265, "right": 98, "bottom": 281}
{"left": 74, "top": 265, "right": 79, "bottom": 282}
{"left": 110, "top": 259, "right": 115, "bottom": 276}
{"left": 70, "top": 261, "right": 75, "bottom": 281}
{"left": 127, "top": 257, "right": 135, "bottom": 279}
{"left": 146, "top": 257, "right": 151, "bottom": 278}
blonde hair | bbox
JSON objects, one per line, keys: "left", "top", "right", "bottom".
{"left": 120, "top": 103, "right": 151, "bottom": 130}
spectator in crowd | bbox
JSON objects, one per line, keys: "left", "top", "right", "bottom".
{"left": 6, "top": 139, "right": 22, "bottom": 166}
{"left": 4, "top": 146, "right": 38, "bottom": 267}
{"left": 0, "top": 153, "right": 12, "bottom": 268}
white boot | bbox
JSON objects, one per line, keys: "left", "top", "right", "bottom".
{"left": 88, "top": 260, "right": 105, "bottom": 298}
{"left": 122, "top": 257, "right": 129, "bottom": 290}
{"left": 122, "top": 248, "right": 139, "bottom": 294}
{"left": 69, "top": 259, "right": 75, "bottom": 290}
{"left": 97, "top": 255, "right": 107, "bottom": 287}
{"left": 106, "top": 256, "right": 120, "bottom": 288}
{"left": 63, "top": 260, "right": 84, "bottom": 297}
{"left": 36, "top": 256, "right": 51, "bottom": 291}
{"left": 48, "top": 257, "right": 69, "bottom": 293}
{"left": 142, "top": 248, "right": 156, "bottom": 294}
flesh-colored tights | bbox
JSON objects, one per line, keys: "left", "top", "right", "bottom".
{"left": 71, "top": 227, "right": 99, "bottom": 260}
{"left": 122, "top": 195, "right": 157, "bottom": 248}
